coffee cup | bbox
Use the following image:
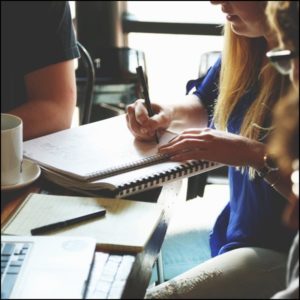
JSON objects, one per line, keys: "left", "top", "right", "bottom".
{"left": 1, "top": 113, "right": 23, "bottom": 186}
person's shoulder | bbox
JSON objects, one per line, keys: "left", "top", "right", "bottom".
{"left": 49, "top": 1, "right": 69, "bottom": 16}
{"left": 27, "top": 2, "right": 69, "bottom": 23}
{"left": 205, "top": 55, "right": 222, "bottom": 81}
{"left": 212, "top": 55, "right": 222, "bottom": 70}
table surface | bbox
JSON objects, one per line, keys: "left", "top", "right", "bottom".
{"left": 1, "top": 177, "right": 185, "bottom": 299}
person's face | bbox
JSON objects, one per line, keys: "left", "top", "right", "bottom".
{"left": 211, "top": 1, "right": 268, "bottom": 38}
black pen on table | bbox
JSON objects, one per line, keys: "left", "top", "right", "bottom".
{"left": 136, "top": 66, "right": 160, "bottom": 144}
{"left": 31, "top": 209, "right": 106, "bottom": 235}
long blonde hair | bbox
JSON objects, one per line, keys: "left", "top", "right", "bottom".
{"left": 266, "top": 1, "right": 299, "bottom": 52}
{"left": 213, "top": 23, "right": 289, "bottom": 177}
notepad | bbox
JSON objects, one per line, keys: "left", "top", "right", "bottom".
{"left": 23, "top": 115, "right": 221, "bottom": 197}
{"left": 1, "top": 193, "right": 164, "bottom": 253}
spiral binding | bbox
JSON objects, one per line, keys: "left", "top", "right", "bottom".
{"left": 116, "top": 160, "right": 218, "bottom": 197}
{"left": 86, "top": 153, "right": 170, "bottom": 181}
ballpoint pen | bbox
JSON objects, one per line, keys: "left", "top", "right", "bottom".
{"left": 31, "top": 209, "right": 106, "bottom": 235}
{"left": 136, "top": 66, "right": 160, "bottom": 144}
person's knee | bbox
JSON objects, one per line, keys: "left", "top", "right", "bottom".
{"left": 227, "top": 247, "right": 287, "bottom": 271}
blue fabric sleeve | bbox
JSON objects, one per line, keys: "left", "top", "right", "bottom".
{"left": 186, "top": 57, "right": 221, "bottom": 125}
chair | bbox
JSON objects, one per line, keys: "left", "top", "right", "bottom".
{"left": 76, "top": 41, "right": 96, "bottom": 125}
{"left": 198, "top": 51, "right": 221, "bottom": 78}
{"left": 88, "top": 47, "right": 147, "bottom": 122}
{"left": 93, "top": 47, "right": 147, "bottom": 84}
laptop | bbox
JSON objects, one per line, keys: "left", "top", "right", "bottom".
{"left": 1, "top": 235, "right": 96, "bottom": 299}
{"left": 1, "top": 235, "right": 136, "bottom": 299}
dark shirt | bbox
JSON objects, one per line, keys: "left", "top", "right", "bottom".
{"left": 1, "top": 1, "right": 80, "bottom": 112}
{"left": 189, "top": 57, "right": 295, "bottom": 256}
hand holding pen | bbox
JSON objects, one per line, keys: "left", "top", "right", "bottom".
{"left": 136, "top": 66, "right": 160, "bottom": 144}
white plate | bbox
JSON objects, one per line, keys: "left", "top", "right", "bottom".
{"left": 1, "top": 159, "right": 41, "bottom": 191}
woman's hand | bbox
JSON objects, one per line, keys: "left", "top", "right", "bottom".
{"left": 126, "top": 99, "right": 173, "bottom": 142}
{"left": 158, "top": 128, "right": 265, "bottom": 168}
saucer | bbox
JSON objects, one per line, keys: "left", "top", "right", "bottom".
{"left": 1, "top": 159, "right": 41, "bottom": 191}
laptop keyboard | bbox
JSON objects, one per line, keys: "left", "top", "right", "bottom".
{"left": 1, "top": 242, "right": 32, "bottom": 299}
{"left": 86, "top": 252, "right": 135, "bottom": 299}
{"left": 1, "top": 243, "right": 135, "bottom": 299}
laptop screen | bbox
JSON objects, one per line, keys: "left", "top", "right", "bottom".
{"left": 1, "top": 235, "right": 96, "bottom": 299}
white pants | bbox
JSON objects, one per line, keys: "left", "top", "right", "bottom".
{"left": 145, "top": 247, "right": 287, "bottom": 299}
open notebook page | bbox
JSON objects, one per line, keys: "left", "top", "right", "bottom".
{"left": 23, "top": 115, "right": 176, "bottom": 180}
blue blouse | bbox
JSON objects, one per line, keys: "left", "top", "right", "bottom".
{"left": 190, "top": 57, "right": 295, "bottom": 257}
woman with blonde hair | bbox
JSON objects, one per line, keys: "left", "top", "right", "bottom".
{"left": 126, "top": 1, "right": 296, "bottom": 298}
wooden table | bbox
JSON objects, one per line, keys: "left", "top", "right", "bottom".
{"left": 1, "top": 177, "right": 185, "bottom": 299}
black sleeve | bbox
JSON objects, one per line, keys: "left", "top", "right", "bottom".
{"left": 16, "top": 1, "right": 80, "bottom": 74}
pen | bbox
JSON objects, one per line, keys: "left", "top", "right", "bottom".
{"left": 136, "top": 66, "right": 160, "bottom": 144}
{"left": 31, "top": 209, "right": 106, "bottom": 235}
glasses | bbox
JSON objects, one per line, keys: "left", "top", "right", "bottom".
{"left": 266, "top": 48, "right": 298, "bottom": 75}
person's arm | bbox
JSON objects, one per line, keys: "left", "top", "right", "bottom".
{"left": 126, "top": 94, "right": 208, "bottom": 142}
{"left": 126, "top": 57, "right": 219, "bottom": 141}
{"left": 169, "top": 94, "right": 208, "bottom": 130}
{"left": 244, "top": 141, "right": 293, "bottom": 199}
{"left": 158, "top": 127, "right": 292, "bottom": 199}
{"left": 9, "top": 60, "right": 77, "bottom": 140}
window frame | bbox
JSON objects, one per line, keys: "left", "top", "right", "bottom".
{"left": 122, "top": 13, "right": 223, "bottom": 36}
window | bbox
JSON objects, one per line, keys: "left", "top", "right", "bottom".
{"left": 69, "top": 1, "right": 76, "bottom": 19}
{"left": 127, "top": 1, "right": 225, "bottom": 24}
{"left": 126, "top": 1, "right": 225, "bottom": 102}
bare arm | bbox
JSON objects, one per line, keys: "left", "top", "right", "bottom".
{"left": 159, "top": 127, "right": 292, "bottom": 199}
{"left": 126, "top": 94, "right": 208, "bottom": 141}
{"left": 169, "top": 94, "right": 208, "bottom": 132}
{"left": 9, "top": 60, "right": 77, "bottom": 140}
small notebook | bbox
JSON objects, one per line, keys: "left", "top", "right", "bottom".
{"left": 23, "top": 115, "right": 221, "bottom": 197}
{"left": 1, "top": 193, "right": 163, "bottom": 253}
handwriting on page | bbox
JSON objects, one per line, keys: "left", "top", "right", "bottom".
{"left": 23, "top": 115, "right": 176, "bottom": 178}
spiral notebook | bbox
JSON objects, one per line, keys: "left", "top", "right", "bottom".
{"left": 23, "top": 115, "right": 221, "bottom": 197}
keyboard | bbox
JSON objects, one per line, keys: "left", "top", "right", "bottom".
{"left": 86, "top": 252, "right": 135, "bottom": 299}
{"left": 1, "top": 242, "right": 32, "bottom": 299}
{"left": 1, "top": 243, "right": 135, "bottom": 299}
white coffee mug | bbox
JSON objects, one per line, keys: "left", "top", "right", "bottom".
{"left": 1, "top": 113, "right": 23, "bottom": 186}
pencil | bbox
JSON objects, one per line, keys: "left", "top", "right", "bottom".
{"left": 136, "top": 66, "right": 159, "bottom": 144}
